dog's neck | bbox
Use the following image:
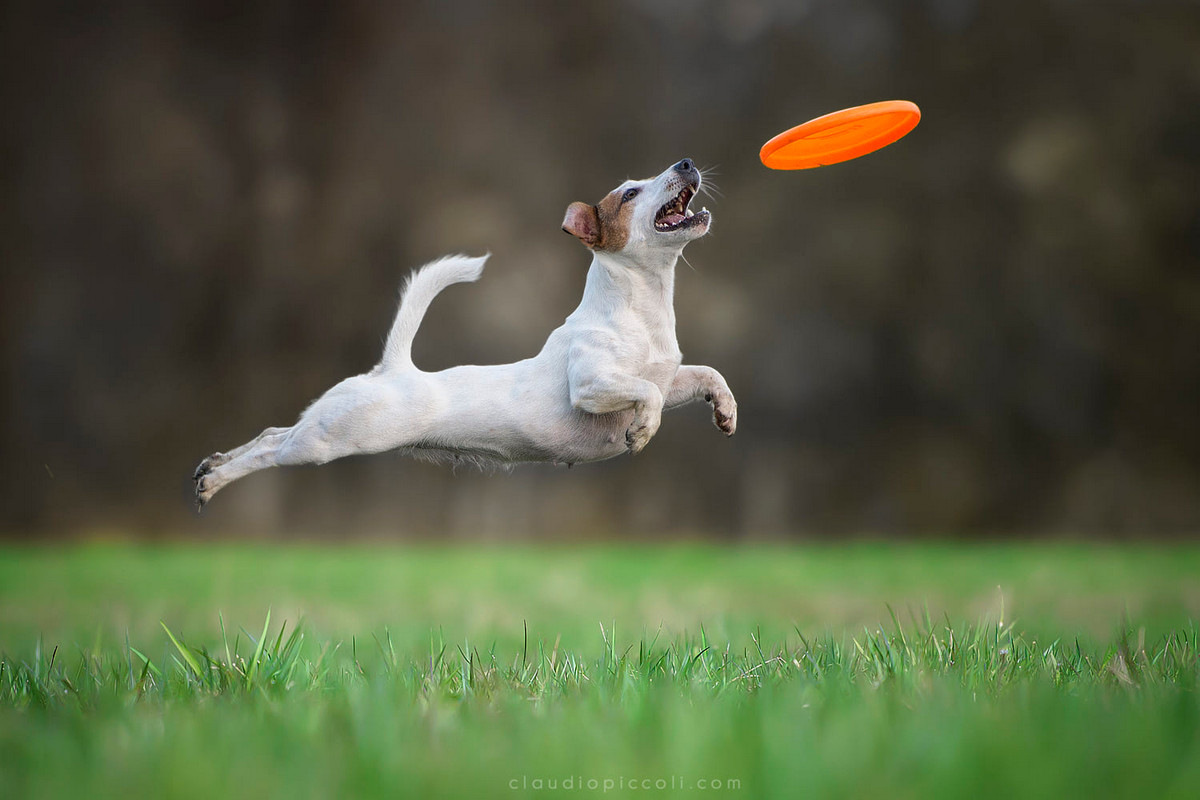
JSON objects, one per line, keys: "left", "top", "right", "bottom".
{"left": 579, "top": 250, "right": 680, "bottom": 343}
{"left": 590, "top": 249, "right": 676, "bottom": 303}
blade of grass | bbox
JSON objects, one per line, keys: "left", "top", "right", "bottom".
{"left": 246, "top": 609, "right": 272, "bottom": 687}
{"left": 160, "top": 622, "right": 204, "bottom": 680}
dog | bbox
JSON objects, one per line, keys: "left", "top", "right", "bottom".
{"left": 193, "top": 158, "right": 737, "bottom": 509}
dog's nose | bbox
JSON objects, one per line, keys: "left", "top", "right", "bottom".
{"left": 674, "top": 158, "right": 695, "bottom": 174}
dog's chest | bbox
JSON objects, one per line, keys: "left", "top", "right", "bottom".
{"left": 633, "top": 316, "right": 681, "bottom": 381}
{"left": 639, "top": 359, "right": 681, "bottom": 393}
{"left": 638, "top": 330, "right": 683, "bottom": 391}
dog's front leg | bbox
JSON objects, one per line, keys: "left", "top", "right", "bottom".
{"left": 665, "top": 365, "right": 737, "bottom": 436}
{"left": 569, "top": 342, "right": 664, "bottom": 454}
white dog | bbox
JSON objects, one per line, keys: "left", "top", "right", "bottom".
{"left": 193, "top": 159, "right": 736, "bottom": 508}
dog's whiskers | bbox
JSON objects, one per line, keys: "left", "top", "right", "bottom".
{"left": 697, "top": 166, "right": 724, "bottom": 200}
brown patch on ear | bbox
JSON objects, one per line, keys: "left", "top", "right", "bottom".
{"left": 562, "top": 202, "right": 601, "bottom": 248}
{"left": 593, "top": 189, "right": 633, "bottom": 252}
{"left": 562, "top": 190, "right": 635, "bottom": 252}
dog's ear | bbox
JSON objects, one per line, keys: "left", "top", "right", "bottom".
{"left": 562, "top": 202, "right": 602, "bottom": 249}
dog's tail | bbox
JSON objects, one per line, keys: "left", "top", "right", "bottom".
{"left": 377, "top": 254, "right": 489, "bottom": 373}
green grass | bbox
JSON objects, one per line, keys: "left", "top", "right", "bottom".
{"left": 1, "top": 542, "right": 1199, "bottom": 798}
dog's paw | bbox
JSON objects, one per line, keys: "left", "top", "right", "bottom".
{"left": 625, "top": 425, "right": 651, "bottom": 455}
{"left": 625, "top": 408, "right": 662, "bottom": 455}
{"left": 192, "top": 453, "right": 226, "bottom": 511}
{"left": 194, "top": 477, "right": 212, "bottom": 511}
{"left": 708, "top": 392, "right": 737, "bottom": 436}
{"left": 192, "top": 452, "right": 228, "bottom": 479}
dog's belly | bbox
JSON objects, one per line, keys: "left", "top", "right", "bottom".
{"left": 447, "top": 388, "right": 634, "bottom": 464}
{"left": 552, "top": 408, "right": 635, "bottom": 463}
{"left": 415, "top": 361, "right": 654, "bottom": 465}
{"left": 410, "top": 404, "right": 630, "bottom": 466}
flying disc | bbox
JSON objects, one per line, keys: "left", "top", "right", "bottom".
{"left": 760, "top": 100, "right": 921, "bottom": 170}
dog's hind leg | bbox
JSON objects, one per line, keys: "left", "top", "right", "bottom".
{"left": 194, "top": 427, "right": 289, "bottom": 475}
{"left": 193, "top": 374, "right": 431, "bottom": 510}
{"left": 193, "top": 427, "right": 293, "bottom": 509}
{"left": 194, "top": 414, "right": 357, "bottom": 510}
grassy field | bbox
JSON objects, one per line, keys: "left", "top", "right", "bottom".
{"left": 1, "top": 542, "right": 1199, "bottom": 798}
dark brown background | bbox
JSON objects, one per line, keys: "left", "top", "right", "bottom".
{"left": 2, "top": 0, "right": 1198, "bottom": 539}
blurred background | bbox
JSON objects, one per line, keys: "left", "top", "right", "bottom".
{"left": 1, "top": 0, "right": 1197, "bottom": 541}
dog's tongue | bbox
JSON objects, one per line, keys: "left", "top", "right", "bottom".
{"left": 662, "top": 212, "right": 686, "bottom": 226}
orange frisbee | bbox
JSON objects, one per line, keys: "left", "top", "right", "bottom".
{"left": 760, "top": 100, "right": 921, "bottom": 170}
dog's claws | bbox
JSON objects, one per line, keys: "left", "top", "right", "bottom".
{"left": 192, "top": 452, "right": 223, "bottom": 480}
{"left": 625, "top": 405, "right": 662, "bottom": 455}
{"left": 715, "top": 410, "right": 736, "bottom": 436}
{"left": 625, "top": 426, "right": 649, "bottom": 455}
{"left": 192, "top": 453, "right": 223, "bottom": 512}
{"left": 710, "top": 394, "right": 737, "bottom": 437}
{"left": 193, "top": 472, "right": 209, "bottom": 513}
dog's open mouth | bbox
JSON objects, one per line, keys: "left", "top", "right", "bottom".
{"left": 653, "top": 184, "right": 705, "bottom": 232}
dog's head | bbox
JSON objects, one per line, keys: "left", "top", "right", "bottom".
{"left": 562, "top": 159, "right": 711, "bottom": 257}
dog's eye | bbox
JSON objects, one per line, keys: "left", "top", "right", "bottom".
{"left": 622, "top": 188, "right": 639, "bottom": 202}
